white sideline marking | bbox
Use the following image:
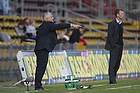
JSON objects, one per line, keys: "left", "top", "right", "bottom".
{"left": 93, "top": 84, "right": 107, "bottom": 87}
{"left": 2, "top": 87, "right": 17, "bottom": 88}
{"left": 16, "top": 91, "right": 30, "bottom": 93}
{"left": 68, "top": 88, "right": 76, "bottom": 90}
{"left": 107, "top": 84, "right": 140, "bottom": 90}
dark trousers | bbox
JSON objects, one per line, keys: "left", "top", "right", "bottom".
{"left": 109, "top": 45, "right": 123, "bottom": 83}
{"left": 35, "top": 49, "right": 49, "bottom": 89}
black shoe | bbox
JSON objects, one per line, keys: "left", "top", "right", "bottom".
{"left": 35, "top": 87, "right": 46, "bottom": 91}
{"left": 110, "top": 82, "right": 117, "bottom": 85}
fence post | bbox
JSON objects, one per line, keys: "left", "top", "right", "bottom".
{"left": 65, "top": 10, "right": 68, "bottom": 23}
{"left": 21, "top": 0, "right": 24, "bottom": 16}
{"left": 135, "top": 36, "right": 138, "bottom": 50}
{"left": 79, "top": 0, "right": 82, "bottom": 9}
{"left": 59, "top": 43, "right": 63, "bottom": 51}
{"left": 89, "top": 20, "right": 92, "bottom": 33}
{"left": 74, "top": 43, "right": 77, "bottom": 50}
{"left": 27, "top": 44, "right": 30, "bottom": 50}
{"left": 10, "top": 43, "right": 13, "bottom": 80}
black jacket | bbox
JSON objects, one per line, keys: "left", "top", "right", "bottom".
{"left": 105, "top": 19, "right": 123, "bottom": 50}
{"left": 69, "top": 29, "right": 80, "bottom": 43}
{"left": 34, "top": 21, "right": 71, "bottom": 52}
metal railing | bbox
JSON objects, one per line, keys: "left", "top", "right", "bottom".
{"left": 51, "top": 4, "right": 139, "bottom": 48}
{"left": 0, "top": 43, "right": 35, "bottom": 80}
{"left": 10, "top": 0, "right": 140, "bottom": 48}
{"left": 0, "top": 42, "right": 140, "bottom": 80}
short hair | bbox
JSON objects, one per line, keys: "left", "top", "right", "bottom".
{"left": 24, "top": 18, "right": 29, "bottom": 21}
{"left": 66, "top": 29, "right": 73, "bottom": 35}
{"left": 18, "top": 20, "right": 25, "bottom": 26}
{"left": 57, "top": 32, "right": 64, "bottom": 37}
{"left": 29, "top": 19, "right": 35, "bottom": 24}
{"left": 43, "top": 12, "right": 51, "bottom": 21}
{"left": 80, "top": 24, "right": 84, "bottom": 29}
{"left": 115, "top": 9, "right": 123, "bottom": 17}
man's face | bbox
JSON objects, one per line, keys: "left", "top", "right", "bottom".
{"left": 25, "top": 19, "right": 30, "bottom": 25}
{"left": 79, "top": 28, "right": 84, "bottom": 32}
{"left": 47, "top": 13, "right": 54, "bottom": 22}
{"left": 60, "top": 35, "right": 63, "bottom": 39}
{"left": 118, "top": 10, "right": 124, "bottom": 20}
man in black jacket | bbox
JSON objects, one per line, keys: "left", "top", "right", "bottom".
{"left": 105, "top": 9, "right": 124, "bottom": 84}
{"left": 34, "top": 12, "right": 81, "bottom": 90}
{"left": 69, "top": 24, "right": 84, "bottom": 43}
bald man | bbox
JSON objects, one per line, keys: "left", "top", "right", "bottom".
{"left": 34, "top": 12, "right": 81, "bottom": 91}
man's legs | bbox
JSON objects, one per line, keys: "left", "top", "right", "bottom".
{"left": 35, "top": 49, "right": 49, "bottom": 89}
{"left": 115, "top": 46, "right": 123, "bottom": 77}
{"left": 109, "top": 47, "right": 120, "bottom": 84}
{"left": 0, "top": 33, "right": 11, "bottom": 42}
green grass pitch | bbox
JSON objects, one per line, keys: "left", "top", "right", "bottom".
{"left": 0, "top": 78, "right": 140, "bottom": 93}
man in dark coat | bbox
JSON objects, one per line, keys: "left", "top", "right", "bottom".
{"left": 34, "top": 12, "right": 81, "bottom": 90}
{"left": 105, "top": 9, "right": 124, "bottom": 84}
{"left": 69, "top": 24, "right": 84, "bottom": 43}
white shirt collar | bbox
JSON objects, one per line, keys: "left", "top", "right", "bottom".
{"left": 116, "top": 18, "right": 122, "bottom": 25}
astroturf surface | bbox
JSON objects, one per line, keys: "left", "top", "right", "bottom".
{"left": 0, "top": 78, "right": 140, "bottom": 93}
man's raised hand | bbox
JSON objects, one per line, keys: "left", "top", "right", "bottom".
{"left": 73, "top": 25, "right": 82, "bottom": 29}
